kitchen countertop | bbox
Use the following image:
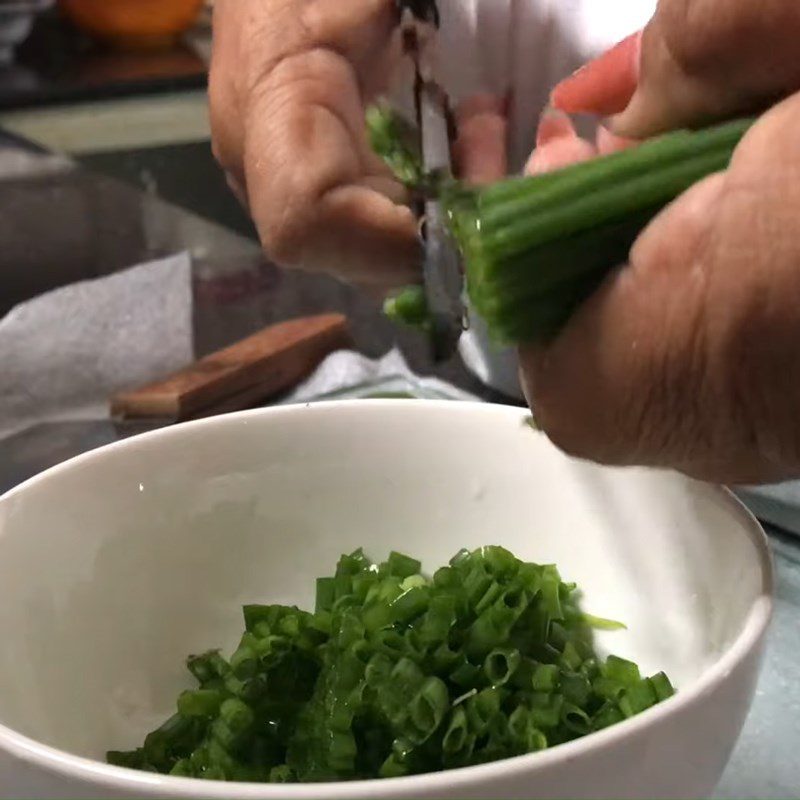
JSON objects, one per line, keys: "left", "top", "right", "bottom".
{"left": 1, "top": 128, "right": 798, "bottom": 799}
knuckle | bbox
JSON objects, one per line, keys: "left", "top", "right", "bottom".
{"left": 255, "top": 175, "right": 338, "bottom": 271}
{"left": 252, "top": 166, "right": 330, "bottom": 271}
{"left": 658, "top": 0, "right": 797, "bottom": 83}
{"left": 259, "top": 209, "right": 310, "bottom": 268}
{"left": 659, "top": 0, "right": 721, "bottom": 75}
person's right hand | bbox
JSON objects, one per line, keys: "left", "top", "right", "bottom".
{"left": 209, "top": 0, "right": 420, "bottom": 290}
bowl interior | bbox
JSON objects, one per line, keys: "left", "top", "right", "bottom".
{"left": 0, "top": 401, "right": 768, "bottom": 768}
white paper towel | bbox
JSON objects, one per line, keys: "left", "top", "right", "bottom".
{"left": 282, "top": 347, "right": 479, "bottom": 403}
{"left": 0, "top": 252, "right": 193, "bottom": 439}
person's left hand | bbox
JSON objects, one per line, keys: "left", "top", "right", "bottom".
{"left": 454, "top": 92, "right": 800, "bottom": 486}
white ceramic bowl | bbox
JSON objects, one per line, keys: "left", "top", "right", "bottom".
{"left": 0, "top": 401, "right": 772, "bottom": 799}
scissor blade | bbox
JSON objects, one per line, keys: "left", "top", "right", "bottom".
{"left": 398, "top": 2, "right": 465, "bottom": 362}
{"left": 418, "top": 79, "right": 451, "bottom": 174}
{"left": 423, "top": 201, "right": 463, "bottom": 360}
{"left": 417, "top": 81, "right": 465, "bottom": 361}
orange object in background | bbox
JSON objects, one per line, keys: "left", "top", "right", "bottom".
{"left": 59, "top": 0, "right": 204, "bottom": 49}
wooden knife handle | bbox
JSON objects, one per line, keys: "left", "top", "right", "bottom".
{"left": 110, "top": 313, "right": 351, "bottom": 421}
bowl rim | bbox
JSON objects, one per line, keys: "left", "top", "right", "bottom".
{"left": 0, "top": 400, "right": 775, "bottom": 798}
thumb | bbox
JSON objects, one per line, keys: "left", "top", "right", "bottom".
{"left": 551, "top": 0, "right": 800, "bottom": 139}
{"left": 609, "top": 19, "right": 740, "bottom": 137}
{"left": 550, "top": 23, "right": 719, "bottom": 136}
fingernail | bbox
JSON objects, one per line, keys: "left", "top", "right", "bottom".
{"left": 536, "top": 108, "right": 577, "bottom": 147}
{"left": 550, "top": 30, "right": 642, "bottom": 116}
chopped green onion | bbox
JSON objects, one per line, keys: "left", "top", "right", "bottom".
{"left": 484, "top": 647, "right": 521, "bottom": 686}
{"left": 561, "top": 703, "right": 592, "bottom": 736}
{"left": 619, "top": 678, "right": 658, "bottom": 718}
{"left": 384, "top": 287, "right": 432, "bottom": 333}
{"left": 408, "top": 677, "right": 449, "bottom": 743}
{"left": 269, "top": 765, "right": 294, "bottom": 783}
{"left": 315, "top": 577, "right": 336, "bottom": 614}
{"left": 603, "top": 655, "right": 641, "bottom": 686}
{"left": 466, "top": 687, "right": 503, "bottom": 735}
{"left": 650, "top": 671, "right": 676, "bottom": 702}
{"left": 583, "top": 613, "right": 628, "bottom": 631}
{"left": 442, "top": 707, "right": 475, "bottom": 765}
{"left": 177, "top": 690, "right": 224, "bottom": 719}
{"left": 387, "top": 551, "right": 423, "bottom": 578}
{"left": 108, "top": 547, "right": 673, "bottom": 782}
{"left": 593, "top": 702, "right": 625, "bottom": 731}
{"left": 531, "top": 663, "right": 560, "bottom": 692}
{"left": 390, "top": 586, "right": 430, "bottom": 624}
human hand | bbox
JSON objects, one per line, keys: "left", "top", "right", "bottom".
{"left": 551, "top": 0, "right": 800, "bottom": 137}
{"left": 209, "top": 0, "right": 420, "bottom": 290}
{"left": 517, "top": 0, "right": 800, "bottom": 484}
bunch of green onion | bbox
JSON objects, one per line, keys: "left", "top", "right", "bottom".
{"left": 373, "top": 107, "right": 754, "bottom": 345}
{"left": 108, "top": 547, "right": 673, "bottom": 783}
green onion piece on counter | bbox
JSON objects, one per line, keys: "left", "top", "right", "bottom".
{"left": 107, "top": 546, "right": 674, "bottom": 782}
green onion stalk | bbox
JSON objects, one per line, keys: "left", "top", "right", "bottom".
{"left": 378, "top": 115, "right": 754, "bottom": 344}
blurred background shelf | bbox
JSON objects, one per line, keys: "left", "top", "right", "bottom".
{"left": 0, "top": 0, "right": 252, "bottom": 235}
{"left": 0, "top": 2, "right": 209, "bottom": 111}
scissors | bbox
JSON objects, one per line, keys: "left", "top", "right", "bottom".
{"left": 397, "top": 0, "right": 466, "bottom": 362}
